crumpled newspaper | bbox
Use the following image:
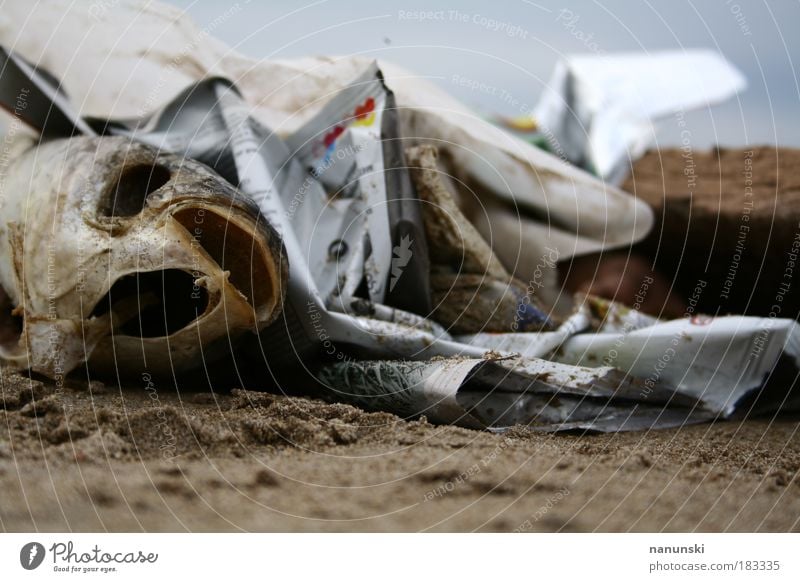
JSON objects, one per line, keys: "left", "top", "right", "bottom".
{"left": 0, "top": 2, "right": 796, "bottom": 432}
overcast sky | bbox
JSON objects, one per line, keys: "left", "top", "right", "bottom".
{"left": 170, "top": 0, "right": 800, "bottom": 149}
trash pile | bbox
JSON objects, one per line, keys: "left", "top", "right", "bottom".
{"left": 0, "top": 1, "right": 797, "bottom": 432}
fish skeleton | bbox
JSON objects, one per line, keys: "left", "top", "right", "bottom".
{"left": 0, "top": 135, "right": 287, "bottom": 378}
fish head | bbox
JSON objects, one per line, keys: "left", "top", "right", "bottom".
{"left": 0, "top": 136, "right": 288, "bottom": 378}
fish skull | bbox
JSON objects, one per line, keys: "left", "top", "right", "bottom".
{"left": 0, "top": 135, "right": 287, "bottom": 378}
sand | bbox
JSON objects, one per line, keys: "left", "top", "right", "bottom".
{"left": 1, "top": 369, "right": 798, "bottom": 532}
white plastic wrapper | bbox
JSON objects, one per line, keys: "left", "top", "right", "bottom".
{"left": 533, "top": 50, "right": 747, "bottom": 184}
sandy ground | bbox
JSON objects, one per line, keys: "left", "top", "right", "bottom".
{"left": 1, "top": 370, "right": 798, "bottom": 532}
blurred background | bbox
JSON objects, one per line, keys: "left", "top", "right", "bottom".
{"left": 172, "top": 0, "right": 800, "bottom": 149}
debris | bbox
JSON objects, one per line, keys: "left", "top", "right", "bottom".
{"left": 0, "top": 3, "right": 796, "bottom": 433}
{"left": 532, "top": 50, "right": 746, "bottom": 183}
{"left": 0, "top": 132, "right": 287, "bottom": 377}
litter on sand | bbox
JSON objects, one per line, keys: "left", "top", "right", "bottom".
{"left": 0, "top": 0, "right": 796, "bottom": 433}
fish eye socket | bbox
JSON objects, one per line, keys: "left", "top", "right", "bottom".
{"left": 0, "top": 283, "right": 23, "bottom": 352}
{"left": 99, "top": 163, "right": 172, "bottom": 217}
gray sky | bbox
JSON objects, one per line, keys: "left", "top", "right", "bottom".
{"left": 173, "top": 0, "right": 799, "bottom": 148}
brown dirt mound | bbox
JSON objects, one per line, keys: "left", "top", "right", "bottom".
{"left": 623, "top": 147, "right": 800, "bottom": 317}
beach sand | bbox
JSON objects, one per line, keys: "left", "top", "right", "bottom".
{"left": 1, "top": 370, "right": 798, "bottom": 532}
